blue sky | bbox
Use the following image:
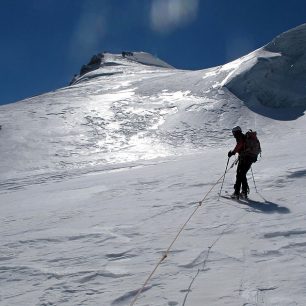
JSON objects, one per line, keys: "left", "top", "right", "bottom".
{"left": 0, "top": 0, "right": 305, "bottom": 105}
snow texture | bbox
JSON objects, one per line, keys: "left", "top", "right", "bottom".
{"left": 0, "top": 23, "right": 306, "bottom": 306}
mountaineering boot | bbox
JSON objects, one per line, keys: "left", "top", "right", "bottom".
{"left": 240, "top": 191, "right": 248, "bottom": 199}
{"left": 230, "top": 192, "right": 239, "bottom": 200}
{"left": 240, "top": 187, "right": 249, "bottom": 199}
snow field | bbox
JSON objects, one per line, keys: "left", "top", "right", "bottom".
{"left": 1, "top": 24, "right": 306, "bottom": 306}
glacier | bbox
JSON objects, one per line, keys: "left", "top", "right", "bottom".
{"left": 0, "top": 24, "right": 306, "bottom": 306}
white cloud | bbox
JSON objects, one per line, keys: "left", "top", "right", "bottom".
{"left": 150, "top": 0, "right": 199, "bottom": 34}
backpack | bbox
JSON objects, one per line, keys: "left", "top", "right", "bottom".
{"left": 244, "top": 130, "right": 261, "bottom": 161}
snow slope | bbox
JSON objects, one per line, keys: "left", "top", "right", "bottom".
{"left": 225, "top": 23, "right": 306, "bottom": 118}
{"left": 1, "top": 24, "right": 306, "bottom": 306}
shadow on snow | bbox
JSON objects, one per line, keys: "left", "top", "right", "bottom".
{"left": 246, "top": 194, "right": 290, "bottom": 214}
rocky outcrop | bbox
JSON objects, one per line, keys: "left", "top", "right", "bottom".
{"left": 69, "top": 53, "right": 105, "bottom": 85}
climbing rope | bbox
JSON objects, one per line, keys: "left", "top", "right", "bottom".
{"left": 129, "top": 158, "right": 238, "bottom": 306}
{"left": 182, "top": 210, "right": 249, "bottom": 305}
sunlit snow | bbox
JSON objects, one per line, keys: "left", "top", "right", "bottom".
{"left": 1, "top": 24, "right": 306, "bottom": 306}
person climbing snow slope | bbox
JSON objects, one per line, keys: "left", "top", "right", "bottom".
{"left": 228, "top": 126, "right": 261, "bottom": 199}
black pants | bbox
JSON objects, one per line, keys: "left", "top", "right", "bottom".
{"left": 234, "top": 157, "right": 253, "bottom": 195}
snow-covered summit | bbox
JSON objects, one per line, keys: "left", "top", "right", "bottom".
{"left": 70, "top": 51, "right": 174, "bottom": 85}
{"left": 121, "top": 51, "right": 174, "bottom": 69}
{"left": 1, "top": 24, "right": 306, "bottom": 181}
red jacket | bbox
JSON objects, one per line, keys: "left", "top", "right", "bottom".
{"left": 232, "top": 134, "right": 245, "bottom": 155}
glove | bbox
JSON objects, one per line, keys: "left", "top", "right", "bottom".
{"left": 228, "top": 150, "right": 233, "bottom": 158}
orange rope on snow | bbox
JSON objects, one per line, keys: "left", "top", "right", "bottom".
{"left": 129, "top": 159, "right": 237, "bottom": 306}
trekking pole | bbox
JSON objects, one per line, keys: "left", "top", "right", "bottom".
{"left": 218, "top": 157, "right": 230, "bottom": 200}
{"left": 250, "top": 166, "right": 258, "bottom": 193}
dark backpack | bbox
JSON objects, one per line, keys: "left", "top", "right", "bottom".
{"left": 244, "top": 130, "right": 261, "bottom": 161}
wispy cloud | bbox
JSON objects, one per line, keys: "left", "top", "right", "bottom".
{"left": 69, "top": 2, "right": 108, "bottom": 61}
{"left": 150, "top": 0, "right": 199, "bottom": 34}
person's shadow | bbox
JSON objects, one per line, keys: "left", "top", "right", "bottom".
{"left": 245, "top": 193, "right": 290, "bottom": 214}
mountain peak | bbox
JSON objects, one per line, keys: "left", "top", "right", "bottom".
{"left": 69, "top": 51, "right": 174, "bottom": 85}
